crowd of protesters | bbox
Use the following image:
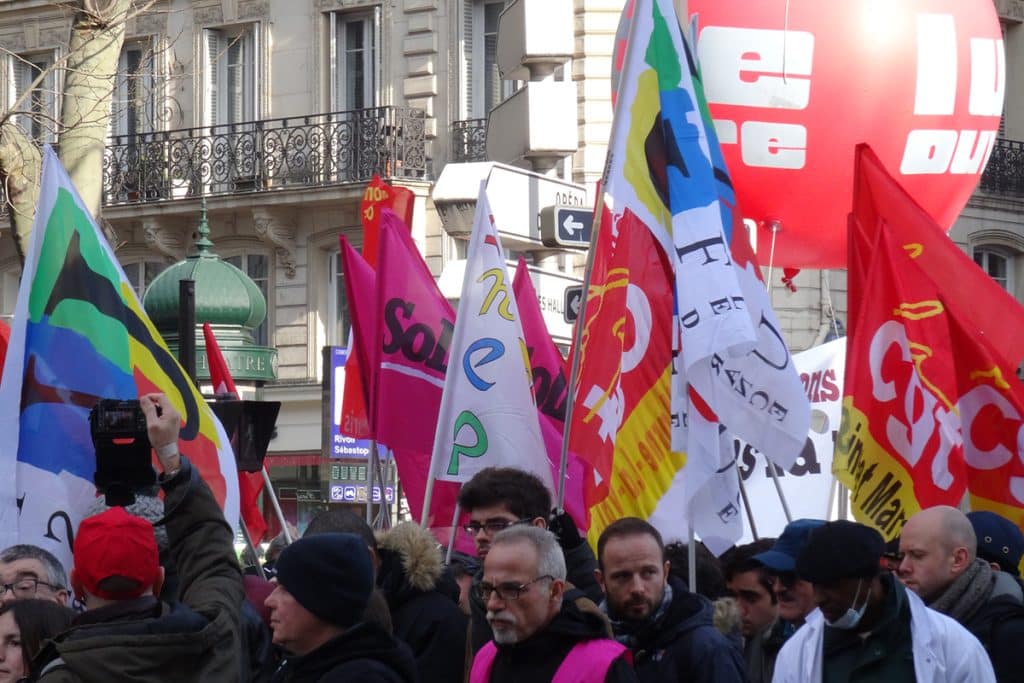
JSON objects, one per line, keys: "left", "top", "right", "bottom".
{"left": 2, "top": 394, "right": 1024, "bottom": 681}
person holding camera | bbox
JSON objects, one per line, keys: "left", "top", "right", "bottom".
{"left": 32, "top": 393, "right": 244, "bottom": 682}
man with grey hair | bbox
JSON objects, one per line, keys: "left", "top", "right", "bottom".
{"left": 899, "top": 505, "right": 1024, "bottom": 682}
{"left": 470, "top": 525, "right": 637, "bottom": 682}
{"left": 0, "top": 544, "right": 70, "bottom": 606}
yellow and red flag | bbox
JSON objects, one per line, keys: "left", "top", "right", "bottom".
{"left": 836, "top": 145, "right": 1024, "bottom": 537}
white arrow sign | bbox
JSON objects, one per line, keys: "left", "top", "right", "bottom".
{"left": 562, "top": 214, "right": 584, "bottom": 236}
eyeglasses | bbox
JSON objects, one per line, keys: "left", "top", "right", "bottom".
{"left": 463, "top": 517, "right": 533, "bottom": 536}
{"left": 476, "top": 575, "right": 554, "bottom": 601}
{"left": 1, "top": 578, "right": 61, "bottom": 599}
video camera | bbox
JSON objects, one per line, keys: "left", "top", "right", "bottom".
{"left": 89, "top": 399, "right": 157, "bottom": 507}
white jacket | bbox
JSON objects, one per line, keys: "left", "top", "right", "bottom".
{"left": 772, "top": 584, "right": 995, "bottom": 683}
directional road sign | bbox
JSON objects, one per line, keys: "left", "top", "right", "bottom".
{"left": 540, "top": 206, "right": 594, "bottom": 248}
{"left": 563, "top": 285, "right": 584, "bottom": 324}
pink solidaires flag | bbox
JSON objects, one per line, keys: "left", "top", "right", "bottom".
{"left": 372, "top": 213, "right": 462, "bottom": 533}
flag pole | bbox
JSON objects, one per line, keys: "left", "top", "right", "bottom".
{"left": 687, "top": 522, "right": 697, "bottom": 594}
{"left": 420, "top": 471, "right": 437, "bottom": 527}
{"left": 826, "top": 474, "right": 838, "bottom": 519}
{"left": 765, "top": 455, "right": 793, "bottom": 523}
{"left": 238, "top": 517, "right": 266, "bottom": 580}
{"left": 366, "top": 440, "right": 376, "bottom": 526}
{"left": 556, "top": 187, "right": 607, "bottom": 511}
{"left": 371, "top": 446, "right": 392, "bottom": 529}
{"left": 444, "top": 502, "right": 461, "bottom": 565}
{"left": 261, "top": 467, "right": 292, "bottom": 543}
{"left": 736, "top": 463, "right": 759, "bottom": 541}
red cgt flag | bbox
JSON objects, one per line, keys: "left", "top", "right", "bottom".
{"left": 835, "top": 145, "right": 1024, "bottom": 539}
{"left": 203, "top": 322, "right": 267, "bottom": 544}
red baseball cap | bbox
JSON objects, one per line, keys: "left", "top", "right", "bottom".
{"left": 74, "top": 507, "right": 161, "bottom": 600}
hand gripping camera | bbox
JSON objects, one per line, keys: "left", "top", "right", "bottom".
{"left": 89, "top": 399, "right": 158, "bottom": 507}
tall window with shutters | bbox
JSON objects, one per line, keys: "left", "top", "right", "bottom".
{"left": 8, "top": 51, "right": 58, "bottom": 143}
{"left": 110, "top": 40, "right": 156, "bottom": 139}
{"left": 328, "top": 10, "right": 379, "bottom": 112}
{"left": 461, "top": 0, "right": 510, "bottom": 119}
{"left": 203, "top": 24, "right": 260, "bottom": 126}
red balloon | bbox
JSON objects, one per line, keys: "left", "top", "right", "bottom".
{"left": 683, "top": 0, "right": 1004, "bottom": 268}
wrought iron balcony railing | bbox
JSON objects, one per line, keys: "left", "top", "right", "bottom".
{"left": 451, "top": 118, "right": 487, "bottom": 163}
{"left": 980, "top": 137, "right": 1024, "bottom": 197}
{"left": 102, "top": 106, "right": 427, "bottom": 205}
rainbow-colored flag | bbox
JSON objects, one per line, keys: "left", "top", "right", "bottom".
{"left": 0, "top": 148, "right": 239, "bottom": 571}
{"left": 570, "top": 0, "right": 808, "bottom": 551}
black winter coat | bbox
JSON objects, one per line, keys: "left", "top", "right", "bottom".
{"left": 269, "top": 622, "right": 418, "bottom": 683}
{"left": 484, "top": 600, "right": 637, "bottom": 683}
{"left": 961, "top": 571, "right": 1024, "bottom": 683}
{"left": 616, "top": 576, "right": 748, "bottom": 683}
{"left": 32, "top": 461, "right": 244, "bottom": 683}
{"left": 376, "top": 523, "right": 467, "bottom": 683}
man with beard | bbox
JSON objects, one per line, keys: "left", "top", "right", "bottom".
{"left": 458, "top": 467, "right": 606, "bottom": 655}
{"left": 898, "top": 506, "right": 1024, "bottom": 682}
{"left": 595, "top": 518, "right": 747, "bottom": 682}
{"left": 754, "top": 520, "right": 824, "bottom": 629}
{"left": 470, "top": 525, "right": 635, "bottom": 682}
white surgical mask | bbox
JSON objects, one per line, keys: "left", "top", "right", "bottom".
{"left": 825, "top": 579, "right": 869, "bottom": 630}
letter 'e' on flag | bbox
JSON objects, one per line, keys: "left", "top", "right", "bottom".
{"left": 429, "top": 184, "right": 552, "bottom": 492}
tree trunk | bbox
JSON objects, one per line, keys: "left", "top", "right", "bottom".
{"left": 0, "top": 124, "right": 41, "bottom": 263}
{"left": 0, "top": 0, "right": 131, "bottom": 263}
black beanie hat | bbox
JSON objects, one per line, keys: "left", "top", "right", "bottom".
{"left": 796, "top": 520, "right": 884, "bottom": 584}
{"left": 275, "top": 532, "right": 373, "bottom": 627}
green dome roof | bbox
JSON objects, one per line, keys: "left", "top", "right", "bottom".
{"left": 143, "top": 208, "right": 267, "bottom": 332}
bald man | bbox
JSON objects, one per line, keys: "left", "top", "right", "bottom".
{"left": 898, "top": 506, "right": 1024, "bottom": 682}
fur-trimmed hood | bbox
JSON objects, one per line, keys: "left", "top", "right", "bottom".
{"left": 376, "top": 521, "right": 444, "bottom": 592}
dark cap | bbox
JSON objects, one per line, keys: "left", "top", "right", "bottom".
{"left": 754, "top": 519, "right": 826, "bottom": 573}
{"left": 796, "top": 520, "right": 884, "bottom": 584}
{"left": 968, "top": 511, "right": 1024, "bottom": 577}
{"left": 275, "top": 532, "right": 373, "bottom": 628}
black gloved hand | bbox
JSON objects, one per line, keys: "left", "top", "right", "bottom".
{"left": 548, "top": 509, "right": 583, "bottom": 550}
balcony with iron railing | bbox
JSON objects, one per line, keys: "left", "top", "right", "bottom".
{"left": 450, "top": 118, "right": 487, "bottom": 163}
{"left": 100, "top": 106, "right": 427, "bottom": 206}
{"left": 979, "top": 137, "right": 1024, "bottom": 197}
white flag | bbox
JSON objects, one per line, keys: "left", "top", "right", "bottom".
{"left": 429, "top": 184, "right": 552, "bottom": 491}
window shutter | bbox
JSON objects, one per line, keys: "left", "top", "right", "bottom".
{"left": 204, "top": 29, "right": 220, "bottom": 126}
{"left": 370, "top": 7, "right": 381, "bottom": 108}
{"left": 462, "top": 0, "right": 475, "bottom": 118}
{"left": 247, "top": 26, "right": 259, "bottom": 121}
{"left": 329, "top": 11, "right": 338, "bottom": 111}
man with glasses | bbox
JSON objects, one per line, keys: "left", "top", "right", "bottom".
{"left": 458, "top": 467, "right": 606, "bottom": 655}
{"left": 753, "top": 519, "right": 825, "bottom": 629}
{"left": 0, "top": 545, "right": 69, "bottom": 607}
{"left": 469, "top": 525, "right": 637, "bottom": 682}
